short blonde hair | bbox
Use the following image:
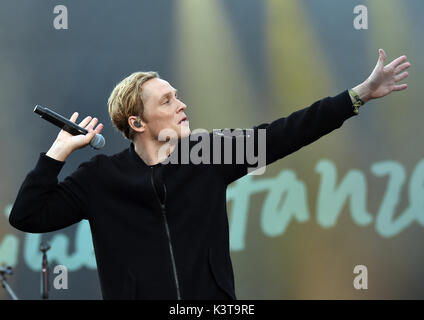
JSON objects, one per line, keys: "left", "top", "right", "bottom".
{"left": 108, "top": 71, "right": 159, "bottom": 140}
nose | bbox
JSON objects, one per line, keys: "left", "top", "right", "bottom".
{"left": 177, "top": 100, "right": 187, "bottom": 113}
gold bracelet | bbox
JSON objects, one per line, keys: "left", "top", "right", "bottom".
{"left": 349, "top": 89, "right": 364, "bottom": 115}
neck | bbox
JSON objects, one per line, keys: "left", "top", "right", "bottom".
{"left": 133, "top": 134, "right": 176, "bottom": 166}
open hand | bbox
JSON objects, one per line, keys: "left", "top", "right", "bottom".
{"left": 356, "top": 49, "right": 411, "bottom": 102}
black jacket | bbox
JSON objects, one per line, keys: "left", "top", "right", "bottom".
{"left": 9, "top": 90, "right": 355, "bottom": 299}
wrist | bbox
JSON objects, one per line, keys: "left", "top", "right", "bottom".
{"left": 351, "top": 81, "right": 373, "bottom": 104}
{"left": 46, "top": 140, "right": 72, "bottom": 162}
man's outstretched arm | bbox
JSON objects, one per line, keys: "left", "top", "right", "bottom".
{"left": 215, "top": 49, "right": 410, "bottom": 185}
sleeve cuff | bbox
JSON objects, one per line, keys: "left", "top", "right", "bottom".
{"left": 331, "top": 90, "right": 357, "bottom": 120}
{"left": 33, "top": 152, "right": 66, "bottom": 178}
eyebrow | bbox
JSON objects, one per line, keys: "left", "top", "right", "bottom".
{"left": 159, "top": 89, "right": 178, "bottom": 102}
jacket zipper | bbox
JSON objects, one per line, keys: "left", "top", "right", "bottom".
{"left": 150, "top": 166, "right": 181, "bottom": 300}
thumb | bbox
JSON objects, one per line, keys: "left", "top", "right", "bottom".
{"left": 86, "top": 128, "right": 97, "bottom": 143}
{"left": 377, "top": 48, "right": 387, "bottom": 66}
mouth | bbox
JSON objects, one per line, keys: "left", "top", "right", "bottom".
{"left": 178, "top": 116, "right": 188, "bottom": 125}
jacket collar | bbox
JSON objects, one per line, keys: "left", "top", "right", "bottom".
{"left": 129, "top": 142, "right": 176, "bottom": 169}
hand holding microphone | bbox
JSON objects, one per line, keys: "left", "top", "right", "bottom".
{"left": 34, "top": 105, "right": 105, "bottom": 162}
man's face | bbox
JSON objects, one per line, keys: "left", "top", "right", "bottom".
{"left": 141, "top": 78, "right": 190, "bottom": 140}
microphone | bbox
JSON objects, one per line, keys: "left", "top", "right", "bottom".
{"left": 40, "top": 241, "right": 51, "bottom": 300}
{"left": 40, "top": 241, "right": 51, "bottom": 253}
{"left": 34, "top": 105, "right": 105, "bottom": 150}
{"left": 0, "top": 266, "right": 13, "bottom": 275}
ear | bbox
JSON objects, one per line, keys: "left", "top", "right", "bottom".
{"left": 128, "top": 116, "right": 145, "bottom": 133}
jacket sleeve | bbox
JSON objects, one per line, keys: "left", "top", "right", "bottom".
{"left": 9, "top": 152, "right": 99, "bottom": 233}
{"left": 212, "top": 90, "right": 357, "bottom": 185}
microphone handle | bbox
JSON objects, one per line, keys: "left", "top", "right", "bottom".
{"left": 41, "top": 254, "right": 49, "bottom": 300}
{"left": 34, "top": 105, "right": 89, "bottom": 136}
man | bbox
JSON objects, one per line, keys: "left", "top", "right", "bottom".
{"left": 9, "top": 49, "right": 410, "bottom": 299}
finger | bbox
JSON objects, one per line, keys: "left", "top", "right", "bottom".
{"left": 85, "top": 128, "right": 97, "bottom": 142}
{"left": 386, "top": 55, "right": 407, "bottom": 69}
{"left": 393, "top": 83, "right": 408, "bottom": 91}
{"left": 395, "top": 62, "right": 411, "bottom": 74}
{"left": 79, "top": 116, "right": 93, "bottom": 128}
{"left": 70, "top": 112, "right": 79, "bottom": 123}
{"left": 394, "top": 71, "right": 408, "bottom": 82}
{"left": 85, "top": 117, "right": 99, "bottom": 131}
{"left": 94, "top": 123, "right": 104, "bottom": 134}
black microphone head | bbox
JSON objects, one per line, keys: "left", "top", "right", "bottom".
{"left": 0, "top": 266, "right": 13, "bottom": 275}
{"left": 40, "top": 241, "right": 51, "bottom": 252}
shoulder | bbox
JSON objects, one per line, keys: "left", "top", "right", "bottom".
{"left": 78, "top": 147, "right": 128, "bottom": 169}
{"left": 92, "top": 145, "right": 135, "bottom": 170}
